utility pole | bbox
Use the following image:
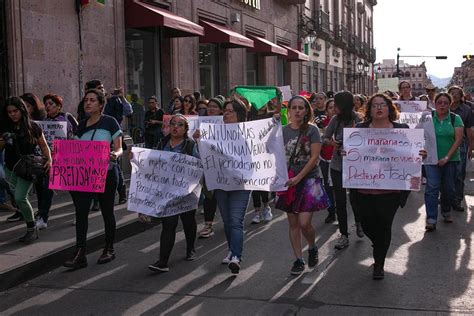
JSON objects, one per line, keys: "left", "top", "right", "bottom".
{"left": 396, "top": 47, "right": 447, "bottom": 79}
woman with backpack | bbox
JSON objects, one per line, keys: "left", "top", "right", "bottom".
{"left": 424, "top": 93, "right": 463, "bottom": 231}
{"left": 35, "top": 94, "right": 78, "bottom": 230}
{"left": 147, "top": 114, "right": 199, "bottom": 272}
{"left": 0, "top": 97, "right": 51, "bottom": 243}
{"left": 322, "top": 91, "right": 362, "bottom": 250}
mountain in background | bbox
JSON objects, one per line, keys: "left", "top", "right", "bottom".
{"left": 428, "top": 74, "right": 451, "bottom": 88}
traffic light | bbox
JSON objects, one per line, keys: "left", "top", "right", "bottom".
{"left": 463, "top": 55, "right": 473, "bottom": 60}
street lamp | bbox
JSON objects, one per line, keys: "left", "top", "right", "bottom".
{"left": 357, "top": 60, "right": 364, "bottom": 72}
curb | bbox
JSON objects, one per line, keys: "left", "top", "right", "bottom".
{"left": 0, "top": 219, "right": 159, "bottom": 292}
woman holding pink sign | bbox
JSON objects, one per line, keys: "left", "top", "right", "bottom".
{"left": 63, "top": 89, "right": 123, "bottom": 270}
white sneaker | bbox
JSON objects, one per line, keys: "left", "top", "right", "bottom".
{"left": 251, "top": 212, "right": 262, "bottom": 224}
{"left": 262, "top": 206, "right": 273, "bottom": 222}
{"left": 36, "top": 217, "right": 47, "bottom": 230}
{"left": 228, "top": 256, "right": 241, "bottom": 274}
{"left": 221, "top": 251, "right": 232, "bottom": 264}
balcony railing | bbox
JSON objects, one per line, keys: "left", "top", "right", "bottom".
{"left": 315, "top": 10, "right": 331, "bottom": 35}
{"left": 369, "top": 48, "right": 376, "bottom": 63}
{"left": 334, "top": 24, "right": 348, "bottom": 47}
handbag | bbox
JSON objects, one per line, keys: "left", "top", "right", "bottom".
{"left": 12, "top": 136, "right": 47, "bottom": 182}
{"left": 277, "top": 130, "right": 303, "bottom": 201}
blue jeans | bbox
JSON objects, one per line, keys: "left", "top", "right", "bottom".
{"left": 214, "top": 190, "right": 250, "bottom": 260}
{"left": 424, "top": 162, "right": 457, "bottom": 224}
{"left": 454, "top": 140, "right": 467, "bottom": 205}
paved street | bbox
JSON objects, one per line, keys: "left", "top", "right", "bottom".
{"left": 1, "top": 174, "right": 474, "bottom": 315}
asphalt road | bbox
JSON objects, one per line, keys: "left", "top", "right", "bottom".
{"left": 1, "top": 179, "right": 474, "bottom": 315}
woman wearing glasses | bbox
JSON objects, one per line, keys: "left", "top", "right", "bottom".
{"left": 147, "top": 114, "right": 200, "bottom": 272}
{"left": 342, "top": 94, "right": 426, "bottom": 279}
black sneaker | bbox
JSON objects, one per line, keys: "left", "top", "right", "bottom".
{"left": 19, "top": 228, "right": 38, "bottom": 244}
{"left": 324, "top": 213, "right": 336, "bottom": 224}
{"left": 373, "top": 263, "right": 384, "bottom": 280}
{"left": 148, "top": 260, "right": 169, "bottom": 272}
{"left": 290, "top": 259, "right": 305, "bottom": 275}
{"left": 186, "top": 250, "right": 197, "bottom": 261}
{"left": 90, "top": 201, "right": 100, "bottom": 212}
{"left": 7, "top": 211, "right": 23, "bottom": 222}
{"left": 308, "top": 247, "right": 318, "bottom": 268}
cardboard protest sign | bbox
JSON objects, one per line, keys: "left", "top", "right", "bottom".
{"left": 162, "top": 115, "right": 224, "bottom": 138}
{"left": 399, "top": 112, "right": 438, "bottom": 164}
{"left": 198, "top": 118, "right": 288, "bottom": 191}
{"left": 49, "top": 140, "right": 110, "bottom": 193}
{"left": 342, "top": 128, "right": 424, "bottom": 191}
{"left": 396, "top": 100, "right": 438, "bottom": 165}
{"left": 128, "top": 148, "right": 203, "bottom": 217}
{"left": 395, "top": 100, "right": 427, "bottom": 113}
{"left": 35, "top": 121, "right": 67, "bottom": 146}
{"left": 377, "top": 78, "right": 399, "bottom": 92}
{"left": 278, "top": 85, "right": 292, "bottom": 102}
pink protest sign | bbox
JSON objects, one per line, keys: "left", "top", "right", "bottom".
{"left": 49, "top": 140, "right": 110, "bottom": 193}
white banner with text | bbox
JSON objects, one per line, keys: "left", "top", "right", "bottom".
{"left": 198, "top": 118, "right": 288, "bottom": 191}
{"left": 128, "top": 148, "right": 203, "bottom": 217}
{"left": 342, "top": 128, "right": 424, "bottom": 191}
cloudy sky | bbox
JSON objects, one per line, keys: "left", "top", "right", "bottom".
{"left": 373, "top": 0, "right": 473, "bottom": 78}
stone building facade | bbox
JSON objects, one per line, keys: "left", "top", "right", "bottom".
{"left": 1, "top": 0, "right": 307, "bottom": 113}
{"left": 449, "top": 59, "right": 474, "bottom": 95}
{"left": 300, "top": 0, "right": 377, "bottom": 95}
{"left": 377, "top": 59, "right": 432, "bottom": 96}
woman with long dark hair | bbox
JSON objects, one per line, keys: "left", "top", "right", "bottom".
{"left": 20, "top": 93, "right": 47, "bottom": 120}
{"left": 0, "top": 97, "right": 51, "bottom": 243}
{"left": 182, "top": 94, "right": 198, "bottom": 116}
{"left": 276, "top": 95, "right": 324, "bottom": 275}
{"left": 63, "top": 89, "right": 123, "bottom": 270}
{"left": 322, "top": 91, "right": 362, "bottom": 250}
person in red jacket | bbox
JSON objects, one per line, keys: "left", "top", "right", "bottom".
{"left": 318, "top": 99, "right": 336, "bottom": 223}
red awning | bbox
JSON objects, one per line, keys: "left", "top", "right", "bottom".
{"left": 125, "top": 0, "right": 204, "bottom": 37}
{"left": 199, "top": 21, "right": 254, "bottom": 48}
{"left": 247, "top": 36, "right": 288, "bottom": 56}
{"left": 280, "top": 44, "right": 310, "bottom": 62}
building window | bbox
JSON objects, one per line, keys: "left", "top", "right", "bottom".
{"left": 319, "top": 68, "right": 326, "bottom": 92}
{"left": 412, "top": 83, "right": 416, "bottom": 89}
{"left": 418, "top": 83, "right": 422, "bottom": 89}
{"left": 199, "top": 44, "right": 219, "bottom": 100}
{"left": 277, "top": 57, "right": 285, "bottom": 87}
{"left": 125, "top": 28, "right": 161, "bottom": 104}
{"left": 419, "top": 73, "right": 422, "bottom": 77}
{"left": 246, "top": 52, "right": 258, "bottom": 86}
{"left": 382, "top": 74, "right": 385, "bottom": 78}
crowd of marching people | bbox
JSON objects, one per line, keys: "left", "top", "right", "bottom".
{"left": 2, "top": 78, "right": 474, "bottom": 281}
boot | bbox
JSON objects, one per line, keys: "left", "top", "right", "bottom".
{"left": 97, "top": 243, "right": 115, "bottom": 264}
{"left": 118, "top": 186, "right": 127, "bottom": 205}
{"left": 63, "top": 247, "right": 88, "bottom": 269}
{"left": 19, "top": 227, "right": 38, "bottom": 244}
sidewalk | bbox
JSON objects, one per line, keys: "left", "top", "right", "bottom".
{"left": 0, "top": 185, "right": 154, "bottom": 292}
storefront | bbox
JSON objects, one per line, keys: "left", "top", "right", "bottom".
{"left": 124, "top": 0, "right": 306, "bottom": 107}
